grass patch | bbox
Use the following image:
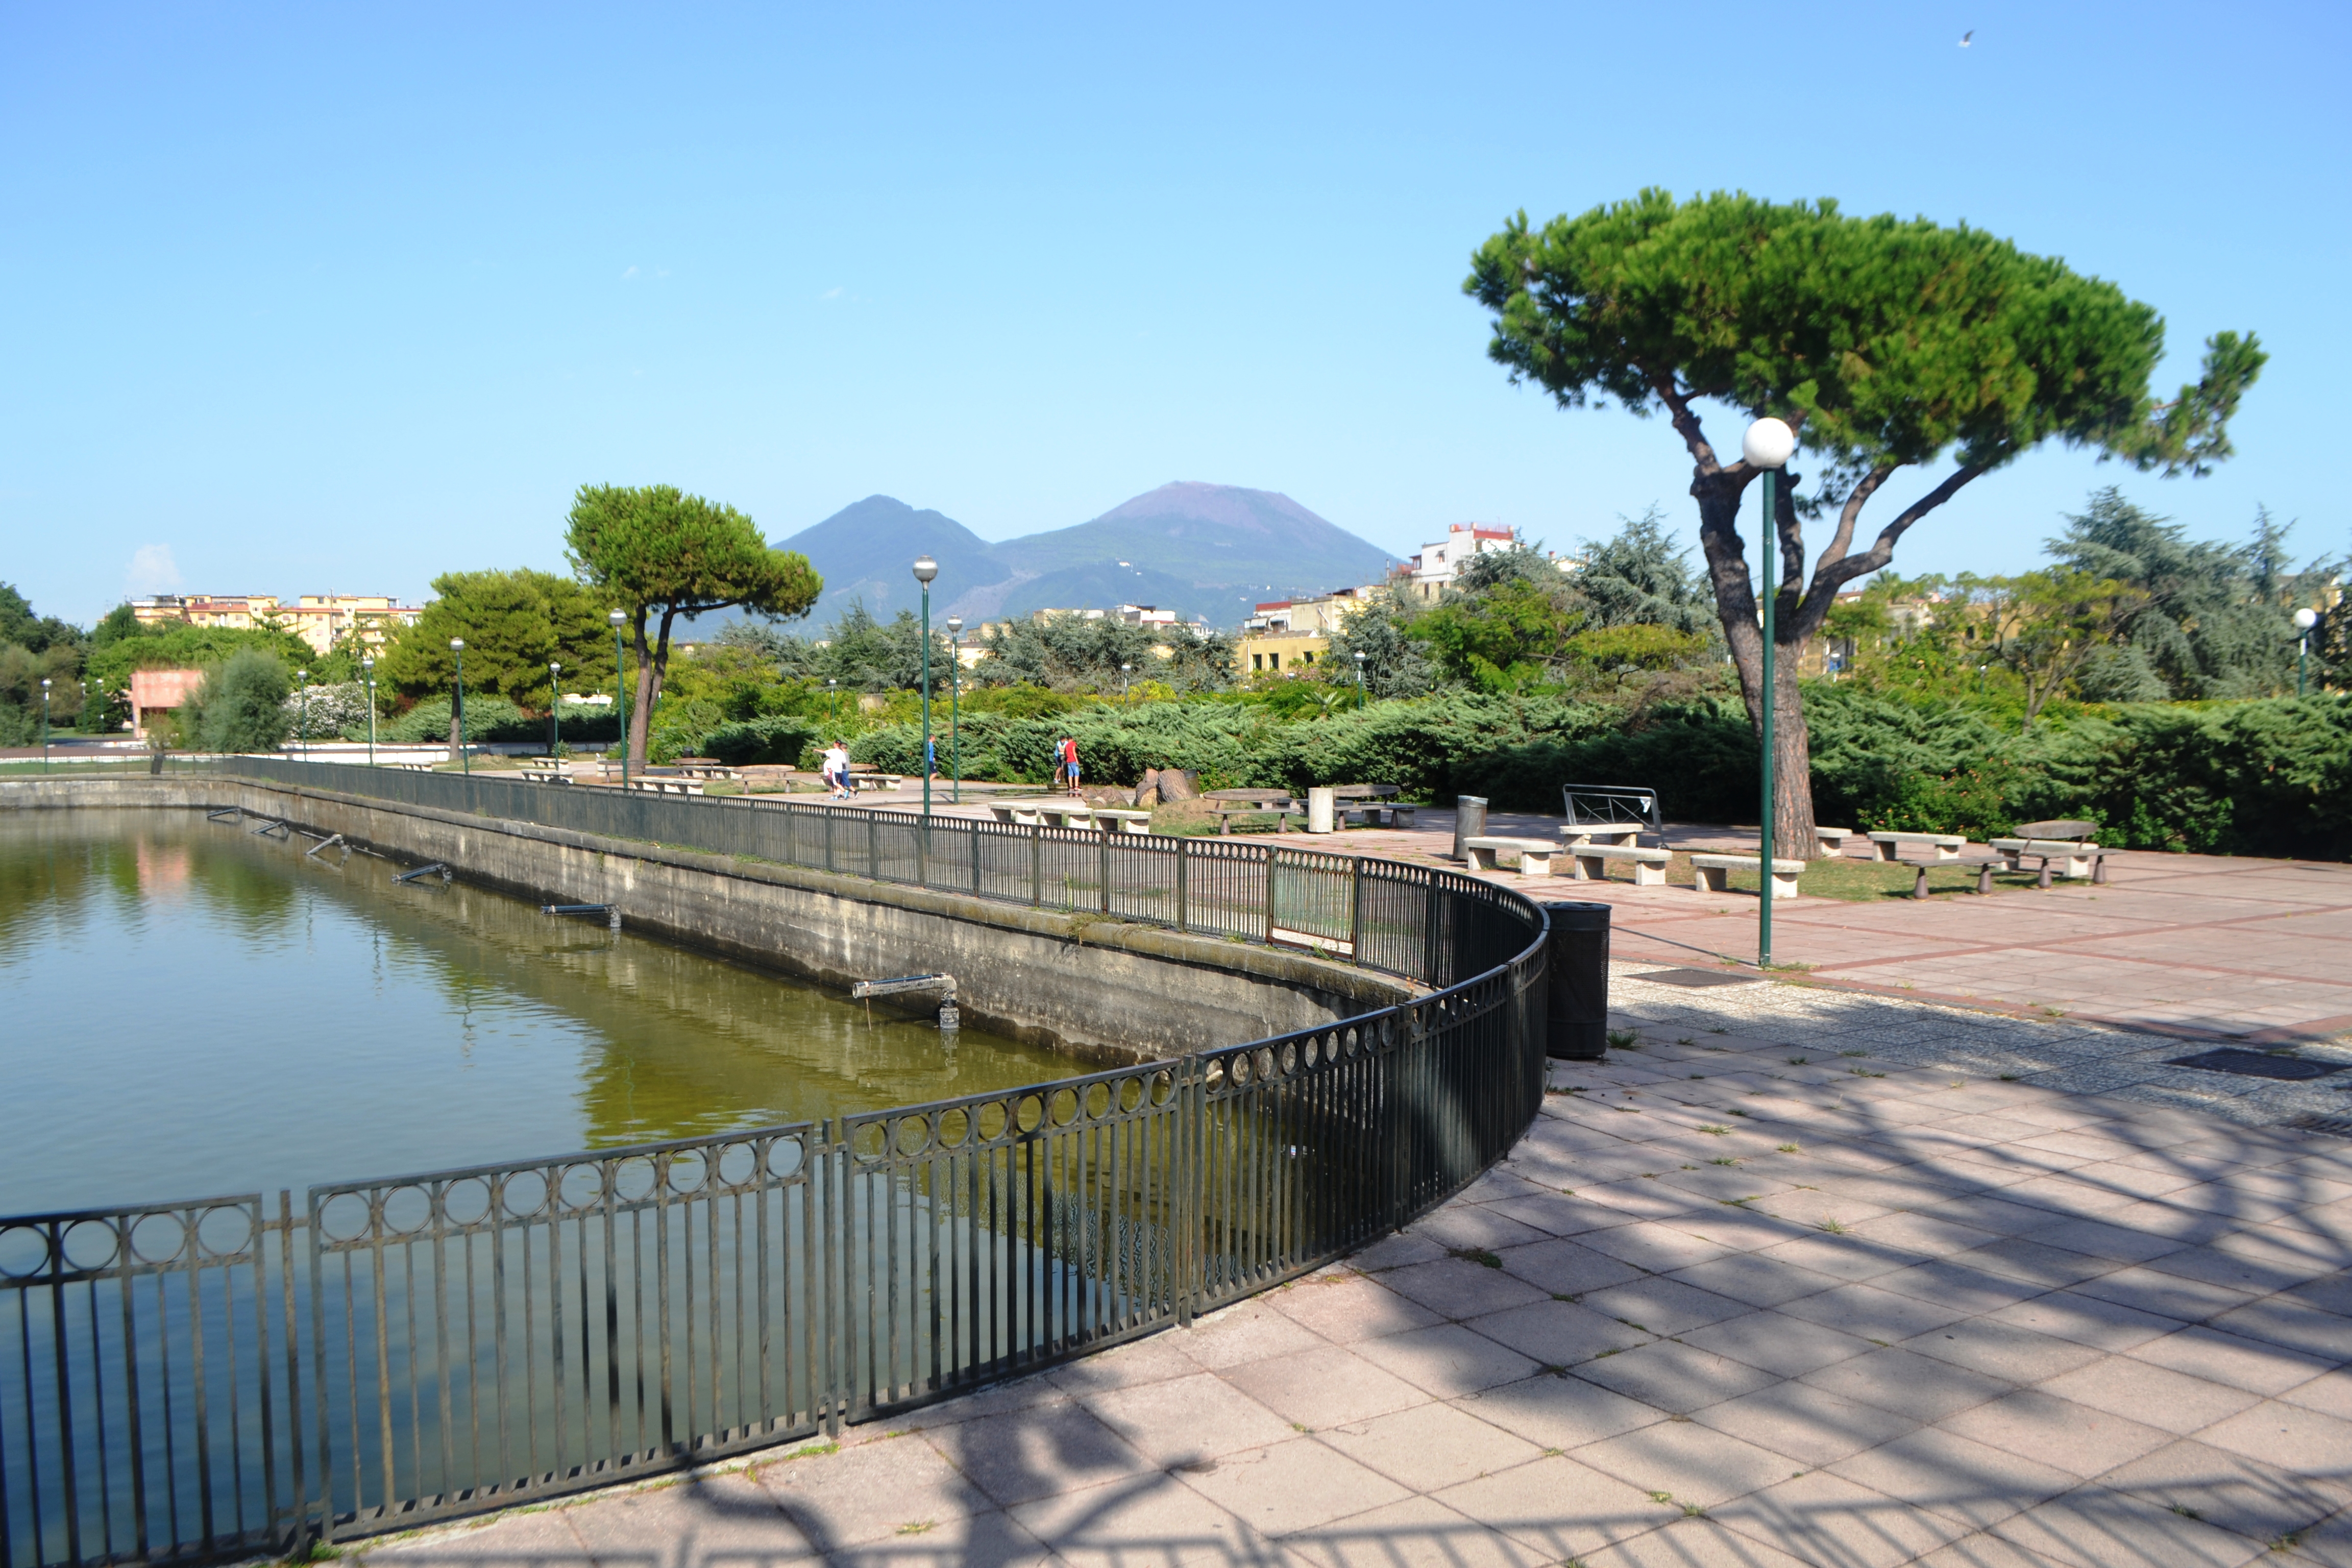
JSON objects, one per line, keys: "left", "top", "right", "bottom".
{"left": 1451, "top": 1247, "right": 1504, "bottom": 1269}
{"left": 1605, "top": 1029, "right": 1641, "bottom": 1050}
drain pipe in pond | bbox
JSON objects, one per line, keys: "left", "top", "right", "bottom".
{"left": 851, "top": 972, "right": 961, "bottom": 1035}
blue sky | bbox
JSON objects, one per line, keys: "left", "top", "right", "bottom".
{"left": 4, "top": 2, "right": 2344, "bottom": 625}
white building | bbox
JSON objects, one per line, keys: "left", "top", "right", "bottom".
{"left": 1402, "top": 525, "right": 1517, "bottom": 601}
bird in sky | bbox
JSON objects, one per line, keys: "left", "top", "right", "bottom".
{"left": 1959, "top": 29, "right": 1974, "bottom": 45}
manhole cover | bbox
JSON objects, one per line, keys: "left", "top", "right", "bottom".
{"left": 2166, "top": 1048, "right": 2349, "bottom": 1082}
{"left": 1632, "top": 967, "right": 1761, "bottom": 989}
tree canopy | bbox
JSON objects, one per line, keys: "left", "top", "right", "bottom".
{"left": 376, "top": 568, "right": 618, "bottom": 704}
{"left": 566, "top": 484, "right": 822, "bottom": 765}
{"left": 1465, "top": 189, "right": 2265, "bottom": 841}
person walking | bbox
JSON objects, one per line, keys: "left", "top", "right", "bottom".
{"left": 1063, "top": 735, "right": 1083, "bottom": 797}
{"left": 822, "top": 739, "right": 851, "bottom": 800}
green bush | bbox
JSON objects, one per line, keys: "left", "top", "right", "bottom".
{"left": 186, "top": 648, "right": 293, "bottom": 753}
{"left": 384, "top": 693, "right": 538, "bottom": 743}
{"left": 702, "top": 715, "right": 821, "bottom": 767}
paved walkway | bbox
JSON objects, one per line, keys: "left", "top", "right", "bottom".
{"left": 841, "top": 794, "right": 2352, "bottom": 1047}
{"left": 361, "top": 974, "right": 2352, "bottom": 1568}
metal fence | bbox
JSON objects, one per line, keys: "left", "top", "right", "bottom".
{"left": 2, "top": 760, "right": 1550, "bottom": 1567}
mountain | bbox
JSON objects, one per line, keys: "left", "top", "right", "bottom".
{"left": 771, "top": 483, "right": 1401, "bottom": 630}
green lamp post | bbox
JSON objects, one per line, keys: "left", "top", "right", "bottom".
{"left": 609, "top": 609, "right": 629, "bottom": 787}
{"left": 40, "top": 679, "right": 51, "bottom": 773}
{"left": 945, "top": 615, "right": 963, "bottom": 804}
{"left": 1742, "top": 415, "right": 1797, "bottom": 968}
{"left": 361, "top": 655, "right": 378, "bottom": 767}
{"left": 2296, "top": 607, "right": 2319, "bottom": 696}
{"left": 549, "top": 662, "right": 561, "bottom": 757}
{"left": 296, "top": 668, "right": 308, "bottom": 758}
{"left": 448, "top": 642, "right": 468, "bottom": 773}
{"left": 913, "top": 555, "right": 938, "bottom": 817}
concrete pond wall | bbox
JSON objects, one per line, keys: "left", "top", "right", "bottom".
{"left": 1, "top": 775, "right": 1413, "bottom": 1062}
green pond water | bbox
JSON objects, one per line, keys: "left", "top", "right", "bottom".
{"left": 0, "top": 809, "right": 1080, "bottom": 1215}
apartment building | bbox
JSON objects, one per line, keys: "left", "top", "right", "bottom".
{"left": 130, "top": 593, "right": 423, "bottom": 656}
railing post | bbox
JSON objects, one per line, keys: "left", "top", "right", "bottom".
{"left": 868, "top": 813, "right": 878, "bottom": 880}
{"left": 824, "top": 806, "right": 837, "bottom": 875}
{"left": 1175, "top": 839, "right": 1189, "bottom": 933}
{"left": 1031, "top": 823, "right": 1042, "bottom": 906}
{"left": 917, "top": 813, "right": 929, "bottom": 890}
{"left": 1175, "top": 1056, "right": 1203, "bottom": 1327}
{"left": 1350, "top": 856, "right": 1364, "bottom": 957}
{"left": 1262, "top": 846, "right": 1275, "bottom": 945}
{"left": 970, "top": 819, "right": 982, "bottom": 897}
{"left": 1099, "top": 828, "right": 1110, "bottom": 915}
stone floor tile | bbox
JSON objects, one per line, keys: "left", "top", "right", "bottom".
{"left": 1739, "top": 1234, "right": 1912, "bottom": 1285}
{"left": 2023, "top": 1216, "right": 2196, "bottom": 1264}
{"left": 1408, "top": 1204, "right": 1554, "bottom": 1255}
{"left": 2197, "top": 1401, "right": 2352, "bottom": 1479}
{"left": 1490, "top": 1235, "right": 1646, "bottom": 1296}
{"left": 761, "top": 1435, "right": 998, "bottom": 1549}
{"left": 2129, "top": 1326, "right": 2336, "bottom": 1397}
{"left": 1990, "top": 1486, "right": 2267, "bottom": 1568}
{"left": 1799, "top": 1345, "right": 2018, "bottom": 1424}
{"left": 1431, "top": 1454, "right": 1677, "bottom": 1560}
{"left": 2206, "top": 1297, "right": 2352, "bottom": 1362}
{"left": 1982, "top": 1287, "right": 2186, "bottom": 1352}
{"left": 1912, "top": 1532, "right": 2086, "bottom": 1566}
{"left": 1263, "top": 1273, "right": 1443, "bottom": 1345}
{"left": 2096, "top": 1437, "right": 2350, "bottom": 1545}
{"left": 1452, "top": 1372, "right": 1663, "bottom": 1451}
{"left": 1046, "top": 1331, "right": 1214, "bottom": 1396}
{"left": 2148, "top": 1243, "right": 2332, "bottom": 1298}
{"left": 1574, "top": 1516, "right": 1814, "bottom": 1567}
{"left": 1313, "top": 1400, "right": 1545, "bottom": 1492}
{"left": 1279, "top": 1494, "right": 1553, "bottom": 1568}
{"left": 1690, "top": 1377, "right": 1919, "bottom": 1467}
{"left": 1081, "top": 1372, "right": 1296, "bottom": 1468}
{"left": 1827, "top": 1425, "right": 2079, "bottom": 1530}
{"left": 2284, "top": 1369, "right": 2352, "bottom": 1422}
{"left": 1579, "top": 1219, "right": 1742, "bottom": 1273}
{"left": 1902, "top": 1319, "right": 2109, "bottom": 1383}
{"left": 1578, "top": 1276, "right": 1749, "bottom": 1337}
{"left": 1175, "top": 1436, "right": 1409, "bottom": 1538}
{"left": 926, "top": 1403, "right": 1158, "bottom": 1509}
{"left": 1678, "top": 1307, "right": 1877, "bottom": 1379}
{"left": 2038, "top": 1355, "right": 2265, "bottom": 1435}
{"left": 1710, "top": 1467, "right": 1971, "bottom": 1567}
{"left": 1373, "top": 1258, "right": 1549, "bottom": 1321}
{"left": 2056, "top": 1262, "right": 2245, "bottom": 1323}
{"left": 1348, "top": 1321, "right": 1541, "bottom": 1398}
{"left": 1658, "top": 1252, "right": 1843, "bottom": 1312}
{"left": 1952, "top": 1237, "right": 2124, "bottom": 1290}
{"left": 1218, "top": 1345, "right": 1425, "bottom": 1430}
{"left": 1462, "top": 1297, "right": 1648, "bottom": 1368}
{"left": 1778, "top": 1280, "right": 1975, "bottom": 1341}
{"left": 1176, "top": 1300, "right": 1335, "bottom": 1370}
{"left": 1005, "top": 1473, "right": 1261, "bottom": 1568}
{"left": 1938, "top": 1388, "right": 2174, "bottom": 1478}
{"left": 365, "top": 1503, "right": 600, "bottom": 1567}
{"left": 1480, "top": 1192, "right": 1629, "bottom": 1238}
{"left": 1348, "top": 1232, "right": 1449, "bottom": 1272}
{"left": 1575, "top": 1415, "right": 1802, "bottom": 1509}
{"left": 1570, "top": 1339, "right": 1778, "bottom": 1414}
{"left": 891, "top": 1373, "right": 1073, "bottom": 1433}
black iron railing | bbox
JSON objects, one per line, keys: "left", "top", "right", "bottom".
{"left": 1, "top": 761, "right": 1550, "bottom": 1567}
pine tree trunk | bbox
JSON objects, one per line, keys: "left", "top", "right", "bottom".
{"left": 1694, "top": 469, "right": 1821, "bottom": 857}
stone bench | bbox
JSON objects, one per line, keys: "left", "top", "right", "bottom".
{"left": 626, "top": 777, "right": 705, "bottom": 796}
{"left": 1688, "top": 852, "right": 1806, "bottom": 901}
{"left": 515, "top": 768, "right": 573, "bottom": 785}
{"left": 1204, "top": 800, "right": 1305, "bottom": 834}
{"left": 1463, "top": 836, "right": 1562, "bottom": 875}
{"left": 1867, "top": 831, "right": 1967, "bottom": 863}
{"left": 1991, "top": 838, "right": 2108, "bottom": 884}
{"left": 1815, "top": 826, "right": 1852, "bottom": 856}
{"left": 989, "top": 799, "right": 1069, "bottom": 825}
{"left": 1347, "top": 803, "right": 1418, "bottom": 828}
{"left": 1090, "top": 807, "right": 1154, "bottom": 835}
{"left": 1565, "top": 843, "right": 1672, "bottom": 886}
{"left": 1560, "top": 824, "right": 1641, "bottom": 849}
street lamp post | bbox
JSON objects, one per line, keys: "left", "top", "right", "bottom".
{"left": 448, "top": 643, "right": 468, "bottom": 773}
{"left": 1353, "top": 649, "right": 1366, "bottom": 704}
{"left": 296, "top": 669, "right": 309, "bottom": 759}
{"left": 2295, "top": 607, "right": 2319, "bottom": 696}
{"left": 827, "top": 678, "right": 838, "bottom": 728}
{"left": 609, "top": 610, "right": 629, "bottom": 787}
{"left": 40, "top": 679, "right": 51, "bottom": 773}
{"left": 945, "top": 616, "right": 963, "bottom": 804}
{"left": 361, "top": 656, "right": 378, "bottom": 767}
{"left": 1742, "top": 416, "right": 1797, "bottom": 969}
{"left": 913, "top": 555, "right": 939, "bottom": 817}
{"left": 1120, "top": 663, "right": 1133, "bottom": 702}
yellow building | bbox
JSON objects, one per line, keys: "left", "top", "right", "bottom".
{"left": 1240, "top": 632, "right": 1331, "bottom": 675}
{"left": 131, "top": 593, "right": 424, "bottom": 655}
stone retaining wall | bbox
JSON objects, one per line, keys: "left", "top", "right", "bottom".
{"left": 0, "top": 775, "right": 1411, "bottom": 1061}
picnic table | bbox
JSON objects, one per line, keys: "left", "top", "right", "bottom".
{"left": 1203, "top": 790, "right": 1306, "bottom": 835}
{"left": 1329, "top": 783, "right": 1416, "bottom": 827}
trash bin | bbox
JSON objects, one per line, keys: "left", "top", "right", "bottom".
{"left": 1539, "top": 900, "right": 1610, "bottom": 1059}
{"left": 1453, "top": 795, "right": 1488, "bottom": 860}
{"left": 1307, "top": 786, "right": 1336, "bottom": 834}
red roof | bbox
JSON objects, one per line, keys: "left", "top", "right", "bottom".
{"left": 1255, "top": 600, "right": 1292, "bottom": 612}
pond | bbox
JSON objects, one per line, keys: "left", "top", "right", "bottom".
{"left": 0, "top": 808, "right": 1080, "bottom": 1215}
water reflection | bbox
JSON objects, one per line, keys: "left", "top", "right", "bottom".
{"left": 0, "top": 810, "right": 1077, "bottom": 1214}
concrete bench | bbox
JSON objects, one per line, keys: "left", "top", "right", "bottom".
{"left": 989, "top": 799, "right": 1069, "bottom": 825}
{"left": 1815, "top": 826, "right": 1852, "bottom": 856}
{"left": 1560, "top": 824, "right": 1642, "bottom": 848}
{"left": 626, "top": 777, "right": 705, "bottom": 796}
{"left": 1688, "top": 852, "right": 1806, "bottom": 901}
{"left": 1090, "top": 807, "right": 1154, "bottom": 835}
{"left": 1991, "top": 838, "right": 2108, "bottom": 884}
{"left": 1345, "top": 802, "right": 1417, "bottom": 828}
{"left": 1205, "top": 800, "right": 1304, "bottom": 835}
{"left": 1463, "top": 836, "right": 1562, "bottom": 875}
{"left": 1867, "top": 831, "right": 1966, "bottom": 863}
{"left": 1566, "top": 843, "right": 1672, "bottom": 886}
{"left": 515, "top": 768, "right": 573, "bottom": 785}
